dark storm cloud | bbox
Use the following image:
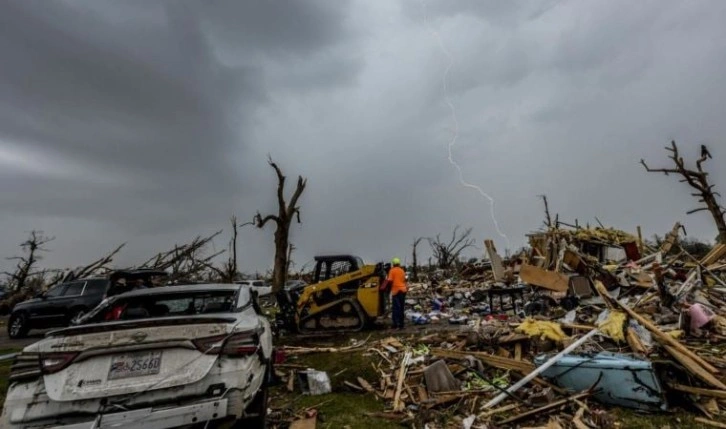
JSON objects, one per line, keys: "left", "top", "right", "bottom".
{"left": 0, "top": 0, "right": 354, "bottom": 236}
{"left": 1, "top": 0, "right": 726, "bottom": 273}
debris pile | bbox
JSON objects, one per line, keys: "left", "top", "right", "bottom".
{"left": 276, "top": 224, "right": 726, "bottom": 428}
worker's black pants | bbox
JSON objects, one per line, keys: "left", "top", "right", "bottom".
{"left": 392, "top": 292, "right": 406, "bottom": 329}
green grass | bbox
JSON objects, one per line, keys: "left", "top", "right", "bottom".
{"left": 271, "top": 348, "right": 402, "bottom": 429}
{"left": 0, "top": 349, "right": 19, "bottom": 405}
{"left": 613, "top": 408, "right": 718, "bottom": 429}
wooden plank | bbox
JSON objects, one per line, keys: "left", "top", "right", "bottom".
{"left": 519, "top": 264, "right": 569, "bottom": 292}
{"left": 479, "top": 403, "right": 519, "bottom": 418}
{"left": 392, "top": 353, "right": 410, "bottom": 412}
{"left": 498, "top": 392, "right": 591, "bottom": 425}
{"left": 702, "top": 243, "right": 726, "bottom": 267}
{"left": 344, "top": 381, "right": 364, "bottom": 392}
{"left": 287, "top": 370, "right": 295, "bottom": 392}
{"left": 417, "top": 385, "right": 429, "bottom": 402}
{"left": 664, "top": 345, "right": 726, "bottom": 390}
{"left": 357, "top": 377, "right": 375, "bottom": 393}
{"left": 431, "top": 349, "right": 535, "bottom": 373}
{"left": 290, "top": 416, "right": 317, "bottom": 429}
{"left": 626, "top": 327, "right": 647, "bottom": 354}
{"left": 514, "top": 343, "right": 522, "bottom": 361}
{"left": 694, "top": 418, "right": 726, "bottom": 429}
{"left": 485, "top": 239, "right": 505, "bottom": 281}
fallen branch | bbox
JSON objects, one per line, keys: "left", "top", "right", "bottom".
{"left": 498, "top": 391, "right": 592, "bottom": 425}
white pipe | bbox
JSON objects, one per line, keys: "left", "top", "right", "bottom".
{"left": 482, "top": 329, "right": 599, "bottom": 409}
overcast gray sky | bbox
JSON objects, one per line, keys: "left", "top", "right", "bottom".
{"left": 1, "top": 0, "right": 725, "bottom": 275}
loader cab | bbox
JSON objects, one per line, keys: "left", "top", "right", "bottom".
{"left": 312, "top": 255, "right": 364, "bottom": 283}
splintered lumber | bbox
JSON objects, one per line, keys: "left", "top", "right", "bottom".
{"left": 626, "top": 327, "right": 647, "bottom": 354}
{"left": 514, "top": 343, "right": 522, "bottom": 361}
{"left": 282, "top": 336, "right": 370, "bottom": 355}
{"left": 393, "top": 352, "right": 411, "bottom": 412}
{"left": 431, "top": 348, "right": 566, "bottom": 394}
{"left": 431, "top": 349, "right": 535, "bottom": 373}
{"left": 669, "top": 383, "right": 726, "bottom": 399}
{"left": 483, "top": 329, "right": 598, "bottom": 409}
{"left": 478, "top": 403, "right": 519, "bottom": 419}
{"left": 572, "top": 407, "right": 589, "bottom": 429}
{"left": 287, "top": 370, "right": 295, "bottom": 392}
{"left": 702, "top": 243, "right": 726, "bottom": 267}
{"left": 695, "top": 417, "right": 726, "bottom": 429}
{"left": 594, "top": 281, "right": 719, "bottom": 374}
{"left": 485, "top": 240, "right": 506, "bottom": 281}
{"left": 344, "top": 381, "right": 364, "bottom": 392}
{"left": 357, "top": 377, "right": 375, "bottom": 393}
{"left": 520, "top": 264, "right": 569, "bottom": 292}
{"left": 498, "top": 391, "right": 592, "bottom": 425}
{"left": 663, "top": 345, "right": 726, "bottom": 390}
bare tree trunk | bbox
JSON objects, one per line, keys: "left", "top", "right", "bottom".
{"left": 411, "top": 237, "right": 423, "bottom": 282}
{"left": 642, "top": 141, "right": 726, "bottom": 242}
{"left": 4, "top": 231, "right": 54, "bottom": 292}
{"left": 255, "top": 157, "right": 307, "bottom": 294}
{"left": 230, "top": 216, "right": 238, "bottom": 280}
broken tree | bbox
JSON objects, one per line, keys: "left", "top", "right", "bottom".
{"left": 642, "top": 141, "right": 726, "bottom": 242}
{"left": 428, "top": 225, "right": 476, "bottom": 269}
{"left": 254, "top": 157, "right": 307, "bottom": 294}
{"left": 3, "top": 231, "right": 54, "bottom": 292}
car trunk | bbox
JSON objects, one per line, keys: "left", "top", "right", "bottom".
{"left": 29, "top": 317, "right": 259, "bottom": 402}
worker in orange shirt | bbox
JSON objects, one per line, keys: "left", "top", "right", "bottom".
{"left": 386, "top": 257, "right": 408, "bottom": 329}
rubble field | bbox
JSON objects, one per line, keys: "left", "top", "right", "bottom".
{"left": 271, "top": 226, "right": 726, "bottom": 429}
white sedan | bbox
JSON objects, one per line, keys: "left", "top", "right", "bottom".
{"left": 235, "top": 280, "right": 272, "bottom": 297}
{"left": 1, "top": 284, "right": 273, "bottom": 429}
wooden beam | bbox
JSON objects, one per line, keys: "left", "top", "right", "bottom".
{"left": 663, "top": 346, "right": 726, "bottom": 390}
{"left": 519, "top": 264, "right": 569, "bottom": 292}
{"left": 594, "top": 281, "right": 719, "bottom": 374}
{"left": 695, "top": 418, "right": 726, "bottom": 429}
{"left": 668, "top": 383, "right": 726, "bottom": 399}
{"left": 498, "top": 392, "right": 591, "bottom": 425}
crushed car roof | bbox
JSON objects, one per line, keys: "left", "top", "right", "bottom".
{"left": 110, "top": 283, "right": 242, "bottom": 298}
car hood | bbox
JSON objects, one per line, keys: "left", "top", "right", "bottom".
{"left": 12, "top": 298, "right": 43, "bottom": 309}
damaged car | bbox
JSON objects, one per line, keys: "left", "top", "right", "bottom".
{"left": 1, "top": 283, "right": 273, "bottom": 429}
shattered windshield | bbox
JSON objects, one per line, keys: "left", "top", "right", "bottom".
{"left": 80, "top": 288, "right": 249, "bottom": 324}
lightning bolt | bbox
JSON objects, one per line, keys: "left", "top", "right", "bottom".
{"left": 423, "top": 3, "right": 511, "bottom": 249}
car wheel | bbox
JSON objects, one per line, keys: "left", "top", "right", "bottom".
{"left": 8, "top": 312, "right": 29, "bottom": 339}
{"left": 69, "top": 308, "right": 87, "bottom": 325}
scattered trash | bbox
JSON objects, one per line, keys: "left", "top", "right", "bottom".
{"left": 297, "top": 370, "right": 332, "bottom": 395}
{"left": 424, "top": 359, "right": 460, "bottom": 393}
{"left": 272, "top": 221, "right": 726, "bottom": 428}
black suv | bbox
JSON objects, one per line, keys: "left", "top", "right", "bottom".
{"left": 7, "top": 269, "right": 167, "bottom": 339}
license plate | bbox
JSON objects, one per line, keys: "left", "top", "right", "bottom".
{"left": 108, "top": 351, "right": 162, "bottom": 380}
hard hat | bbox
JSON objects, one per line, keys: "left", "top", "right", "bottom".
{"left": 392, "top": 257, "right": 401, "bottom": 265}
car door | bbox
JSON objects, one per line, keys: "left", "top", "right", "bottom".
{"left": 29, "top": 283, "right": 69, "bottom": 325}
{"left": 46, "top": 281, "right": 86, "bottom": 326}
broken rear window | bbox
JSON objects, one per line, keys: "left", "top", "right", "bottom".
{"left": 83, "top": 289, "right": 247, "bottom": 324}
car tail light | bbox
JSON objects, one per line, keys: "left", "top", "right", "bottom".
{"left": 39, "top": 352, "right": 79, "bottom": 374}
{"left": 193, "top": 332, "right": 259, "bottom": 356}
{"left": 9, "top": 353, "right": 42, "bottom": 382}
